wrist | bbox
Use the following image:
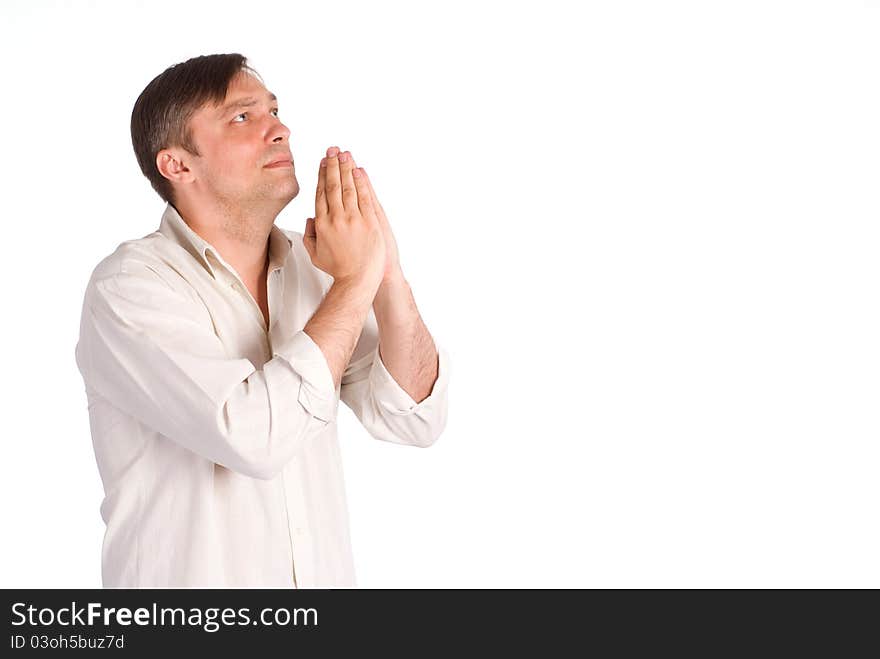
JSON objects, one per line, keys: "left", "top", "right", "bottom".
{"left": 333, "top": 272, "right": 381, "bottom": 306}
{"left": 374, "top": 272, "right": 409, "bottom": 305}
{"left": 372, "top": 276, "right": 418, "bottom": 332}
{"left": 379, "top": 266, "right": 407, "bottom": 290}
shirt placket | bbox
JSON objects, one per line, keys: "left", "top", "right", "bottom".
{"left": 263, "top": 266, "right": 312, "bottom": 586}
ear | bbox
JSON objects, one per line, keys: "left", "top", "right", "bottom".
{"left": 156, "top": 148, "right": 195, "bottom": 186}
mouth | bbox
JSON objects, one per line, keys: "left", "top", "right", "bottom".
{"left": 264, "top": 159, "right": 293, "bottom": 169}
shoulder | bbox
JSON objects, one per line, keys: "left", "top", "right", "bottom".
{"left": 88, "top": 234, "right": 167, "bottom": 284}
{"left": 84, "top": 233, "right": 197, "bottom": 308}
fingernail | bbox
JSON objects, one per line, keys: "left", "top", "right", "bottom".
{"left": 327, "top": 146, "right": 339, "bottom": 157}
{"left": 338, "top": 151, "right": 349, "bottom": 163}
{"left": 353, "top": 167, "right": 362, "bottom": 178}
{"left": 320, "top": 157, "right": 326, "bottom": 167}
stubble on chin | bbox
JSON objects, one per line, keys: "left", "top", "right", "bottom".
{"left": 216, "top": 176, "right": 299, "bottom": 245}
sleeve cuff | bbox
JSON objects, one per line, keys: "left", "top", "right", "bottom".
{"left": 368, "top": 342, "right": 451, "bottom": 416}
{"left": 274, "top": 330, "right": 339, "bottom": 423}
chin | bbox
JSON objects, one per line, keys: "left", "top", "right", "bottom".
{"left": 275, "top": 180, "right": 299, "bottom": 210}
{"left": 271, "top": 177, "right": 299, "bottom": 203}
{"left": 249, "top": 175, "right": 299, "bottom": 208}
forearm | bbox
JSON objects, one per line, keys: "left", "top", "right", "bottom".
{"left": 305, "top": 277, "right": 378, "bottom": 389}
{"left": 372, "top": 274, "right": 439, "bottom": 403}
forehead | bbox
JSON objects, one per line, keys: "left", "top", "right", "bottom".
{"left": 194, "top": 72, "right": 275, "bottom": 121}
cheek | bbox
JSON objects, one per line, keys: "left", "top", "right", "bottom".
{"left": 213, "top": 152, "right": 256, "bottom": 181}
{"left": 206, "top": 135, "right": 258, "bottom": 174}
{"left": 230, "top": 146, "right": 264, "bottom": 176}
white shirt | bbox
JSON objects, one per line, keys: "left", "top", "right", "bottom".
{"left": 74, "top": 203, "right": 450, "bottom": 588}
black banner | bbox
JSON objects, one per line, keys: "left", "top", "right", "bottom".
{"left": 1, "top": 589, "right": 873, "bottom": 652}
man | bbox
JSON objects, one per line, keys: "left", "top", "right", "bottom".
{"left": 74, "top": 54, "right": 450, "bottom": 588}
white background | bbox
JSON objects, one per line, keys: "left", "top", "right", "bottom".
{"left": 1, "top": 0, "right": 878, "bottom": 588}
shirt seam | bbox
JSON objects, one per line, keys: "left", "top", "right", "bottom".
{"left": 279, "top": 471, "right": 297, "bottom": 588}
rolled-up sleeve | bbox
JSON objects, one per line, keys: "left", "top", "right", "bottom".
{"left": 75, "top": 260, "right": 338, "bottom": 480}
{"left": 340, "top": 309, "right": 451, "bottom": 448}
{"left": 273, "top": 330, "right": 339, "bottom": 424}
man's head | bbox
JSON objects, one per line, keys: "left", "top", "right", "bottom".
{"left": 131, "top": 53, "right": 299, "bottom": 222}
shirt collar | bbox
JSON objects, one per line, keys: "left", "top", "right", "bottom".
{"left": 157, "top": 202, "right": 293, "bottom": 279}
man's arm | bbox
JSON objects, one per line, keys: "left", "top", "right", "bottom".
{"left": 371, "top": 274, "right": 439, "bottom": 404}
{"left": 337, "top": 301, "right": 451, "bottom": 448}
{"left": 303, "top": 276, "right": 377, "bottom": 390}
{"left": 332, "top": 157, "right": 450, "bottom": 448}
{"left": 76, "top": 262, "right": 342, "bottom": 481}
{"left": 356, "top": 163, "right": 440, "bottom": 402}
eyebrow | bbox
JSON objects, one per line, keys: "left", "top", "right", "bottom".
{"left": 217, "top": 92, "right": 278, "bottom": 117}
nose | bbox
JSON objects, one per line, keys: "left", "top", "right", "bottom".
{"left": 268, "top": 118, "right": 290, "bottom": 144}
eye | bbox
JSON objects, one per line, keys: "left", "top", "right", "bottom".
{"left": 232, "top": 108, "right": 279, "bottom": 124}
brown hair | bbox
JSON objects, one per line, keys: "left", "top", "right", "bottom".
{"left": 130, "top": 53, "right": 263, "bottom": 205}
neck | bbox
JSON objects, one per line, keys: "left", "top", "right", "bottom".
{"left": 175, "top": 197, "right": 275, "bottom": 285}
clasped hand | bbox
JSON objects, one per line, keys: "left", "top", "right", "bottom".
{"left": 303, "top": 146, "right": 401, "bottom": 289}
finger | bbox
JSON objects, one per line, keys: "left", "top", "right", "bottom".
{"left": 352, "top": 167, "right": 376, "bottom": 220}
{"left": 361, "top": 168, "right": 388, "bottom": 224}
{"left": 315, "top": 158, "right": 328, "bottom": 219}
{"left": 324, "top": 146, "right": 343, "bottom": 216}
{"left": 338, "top": 150, "right": 358, "bottom": 213}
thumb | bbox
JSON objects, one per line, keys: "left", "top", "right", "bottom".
{"left": 303, "top": 217, "right": 317, "bottom": 260}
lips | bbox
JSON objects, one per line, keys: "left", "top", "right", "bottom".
{"left": 265, "top": 159, "right": 292, "bottom": 168}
